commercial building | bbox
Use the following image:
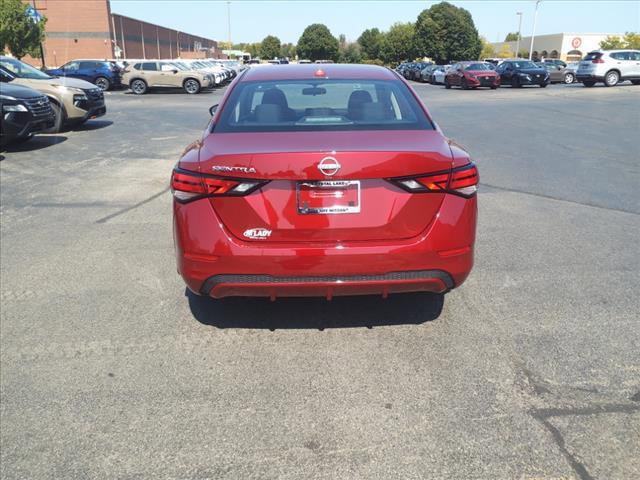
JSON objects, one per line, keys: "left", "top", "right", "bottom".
{"left": 491, "top": 33, "right": 624, "bottom": 61}
{"left": 21, "top": 0, "right": 223, "bottom": 67}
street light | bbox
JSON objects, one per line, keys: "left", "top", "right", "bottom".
{"left": 528, "top": 0, "right": 541, "bottom": 60}
{"left": 516, "top": 12, "right": 523, "bottom": 58}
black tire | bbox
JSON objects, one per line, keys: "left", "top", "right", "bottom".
{"left": 631, "top": 80, "right": 640, "bottom": 85}
{"left": 604, "top": 70, "right": 619, "bottom": 87}
{"left": 564, "top": 72, "right": 575, "bottom": 84}
{"left": 490, "top": 85, "right": 498, "bottom": 89}
{"left": 511, "top": 76, "right": 521, "bottom": 88}
{"left": 183, "top": 78, "right": 201, "bottom": 94}
{"left": 94, "top": 76, "right": 110, "bottom": 91}
{"left": 583, "top": 81, "right": 596, "bottom": 87}
{"left": 444, "top": 79, "right": 451, "bottom": 89}
{"left": 461, "top": 78, "right": 468, "bottom": 90}
{"left": 539, "top": 83, "right": 548, "bottom": 88}
{"left": 130, "top": 79, "right": 147, "bottom": 95}
{"left": 45, "top": 101, "right": 65, "bottom": 133}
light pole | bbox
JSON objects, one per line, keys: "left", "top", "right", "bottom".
{"left": 227, "top": 1, "right": 231, "bottom": 46}
{"left": 528, "top": 0, "right": 541, "bottom": 60}
{"left": 516, "top": 12, "right": 523, "bottom": 58}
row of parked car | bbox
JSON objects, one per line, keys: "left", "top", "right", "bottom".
{"left": 397, "top": 49, "right": 640, "bottom": 89}
{"left": 41, "top": 58, "right": 244, "bottom": 93}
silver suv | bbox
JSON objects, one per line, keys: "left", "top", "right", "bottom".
{"left": 576, "top": 49, "right": 640, "bottom": 87}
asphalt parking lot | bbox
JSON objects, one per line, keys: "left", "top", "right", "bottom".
{"left": 1, "top": 81, "right": 639, "bottom": 479}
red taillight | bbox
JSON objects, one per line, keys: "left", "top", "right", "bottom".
{"left": 171, "top": 168, "right": 266, "bottom": 202}
{"left": 390, "top": 163, "right": 479, "bottom": 198}
{"left": 592, "top": 56, "right": 604, "bottom": 64}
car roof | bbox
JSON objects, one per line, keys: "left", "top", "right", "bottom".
{"left": 241, "top": 64, "right": 397, "bottom": 82}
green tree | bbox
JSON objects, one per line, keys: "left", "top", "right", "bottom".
{"left": 479, "top": 36, "right": 495, "bottom": 59}
{"left": 379, "top": 22, "right": 416, "bottom": 65}
{"left": 0, "top": 0, "right": 47, "bottom": 59}
{"left": 280, "top": 42, "right": 296, "bottom": 59}
{"left": 414, "top": 1, "right": 482, "bottom": 64}
{"left": 599, "top": 35, "right": 625, "bottom": 50}
{"left": 246, "top": 42, "right": 261, "bottom": 59}
{"left": 338, "top": 42, "right": 362, "bottom": 64}
{"left": 600, "top": 32, "right": 640, "bottom": 50}
{"left": 357, "top": 28, "right": 383, "bottom": 60}
{"left": 297, "top": 23, "right": 339, "bottom": 61}
{"left": 504, "top": 32, "right": 520, "bottom": 42}
{"left": 260, "top": 35, "right": 281, "bottom": 60}
{"left": 497, "top": 44, "right": 513, "bottom": 59}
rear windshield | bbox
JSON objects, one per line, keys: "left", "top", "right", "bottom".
{"left": 583, "top": 52, "right": 602, "bottom": 61}
{"left": 214, "top": 79, "right": 433, "bottom": 133}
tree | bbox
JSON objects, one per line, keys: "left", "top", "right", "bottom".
{"left": 599, "top": 35, "right": 625, "bottom": 50}
{"left": 260, "top": 35, "right": 281, "bottom": 60}
{"left": 497, "top": 44, "right": 513, "bottom": 59}
{"left": 280, "top": 42, "right": 296, "bottom": 59}
{"left": 479, "top": 36, "right": 495, "bottom": 59}
{"left": 600, "top": 32, "right": 640, "bottom": 50}
{"left": 379, "top": 22, "right": 416, "bottom": 65}
{"left": 0, "top": 0, "right": 47, "bottom": 59}
{"left": 504, "top": 32, "right": 520, "bottom": 42}
{"left": 297, "top": 23, "right": 339, "bottom": 61}
{"left": 338, "top": 42, "right": 362, "bottom": 64}
{"left": 357, "top": 28, "right": 383, "bottom": 60}
{"left": 414, "top": 1, "right": 482, "bottom": 64}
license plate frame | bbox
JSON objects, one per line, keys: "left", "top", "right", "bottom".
{"left": 296, "top": 180, "right": 361, "bottom": 215}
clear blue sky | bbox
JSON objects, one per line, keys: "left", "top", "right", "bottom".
{"left": 110, "top": 0, "right": 640, "bottom": 44}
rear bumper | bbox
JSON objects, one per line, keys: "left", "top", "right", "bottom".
{"left": 174, "top": 194, "right": 476, "bottom": 299}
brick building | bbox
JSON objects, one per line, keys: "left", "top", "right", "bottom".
{"left": 21, "top": 0, "right": 222, "bottom": 67}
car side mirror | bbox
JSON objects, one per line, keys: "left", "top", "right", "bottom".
{"left": 209, "top": 104, "right": 218, "bottom": 116}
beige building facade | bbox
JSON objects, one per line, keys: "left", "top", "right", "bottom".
{"left": 492, "top": 33, "right": 624, "bottom": 61}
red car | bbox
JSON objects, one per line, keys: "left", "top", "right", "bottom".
{"left": 172, "top": 64, "right": 478, "bottom": 300}
{"left": 445, "top": 62, "right": 500, "bottom": 89}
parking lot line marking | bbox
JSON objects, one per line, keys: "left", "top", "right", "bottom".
{"left": 95, "top": 187, "right": 169, "bottom": 224}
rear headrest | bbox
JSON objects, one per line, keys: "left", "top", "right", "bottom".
{"left": 255, "top": 103, "right": 282, "bottom": 123}
{"left": 261, "top": 88, "right": 289, "bottom": 108}
{"left": 348, "top": 90, "right": 373, "bottom": 111}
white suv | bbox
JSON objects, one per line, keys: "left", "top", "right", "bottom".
{"left": 576, "top": 50, "right": 640, "bottom": 87}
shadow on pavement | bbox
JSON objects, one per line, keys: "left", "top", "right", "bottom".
{"left": 1, "top": 135, "right": 67, "bottom": 154}
{"left": 187, "top": 289, "right": 444, "bottom": 330}
{"left": 72, "top": 120, "right": 113, "bottom": 131}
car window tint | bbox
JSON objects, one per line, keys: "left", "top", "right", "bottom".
{"left": 215, "top": 79, "right": 433, "bottom": 133}
{"left": 79, "top": 61, "right": 96, "bottom": 69}
{"left": 142, "top": 62, "right": 157, "bottom": 71}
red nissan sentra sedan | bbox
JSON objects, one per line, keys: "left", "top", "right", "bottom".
{"left": 445, "top": 61, "right": 500, "bottom": 89}
{"left": 172, "top": 64, "right": 478, "bottom": 300}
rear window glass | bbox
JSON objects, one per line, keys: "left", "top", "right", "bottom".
{"left": 214, "top": 79, "right": 433, "bottom": 133}
{"left": 583, "top": 52, "right": 602, "bottom": 61}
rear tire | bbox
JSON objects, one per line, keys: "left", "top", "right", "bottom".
{"left": 444, "top": 79, "right": 451, "bottom": 89}
{"left": 583, "top": 81, "right": 596, "bottom": 87}
{"left": 511, "top": 76, "right": 521, "bottom": 88}
{"left": 461, "top": 78, "right": 469, "bottom": 90}
{"left": 540, "top": 83, "right": 548, "bottom": 88}
{"left": 564, "top": 72, "right": 575, "bottom": 84}
{"left": 130, "top": 79, "right": 147, "bottom": 95}
{"left": 604, "top": 70, "right": 619, "bottom": 87}
{"left": 183, "top": 78, "right": 201, "bottom": 94}
{"left": 94, "top": 76, "right": 110, "bottom": 91}
{"left": 45, "top": 101, "right": 65, "bottom": 133}
{"left": 631, "top": 80, "right": 640, "bottom": 85}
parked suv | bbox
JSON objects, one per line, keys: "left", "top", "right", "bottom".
{"left": 0, "top": 56, "right": 106, "bottom": 132}
{"left": 45, "top": 59, "right": 122, "bottom": 91}
{"left": 495, "top": 60, "right": 550, "bottom": 87}
{"left": 576, "top": 50, "right": 640, "bottom": 87}
{"left": 122, "top": 61, "right": 213, "bottom": 94}
{"left": 0, "top": 78, "right": 54, "bottom": 145}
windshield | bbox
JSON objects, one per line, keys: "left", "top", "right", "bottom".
{"left": 512, "top": 61, "right": 538, "bottom": 69}
{"left": 215, "top": 79, "right": 433, "bottom": 133}
{"left": 464, "top": 63, "right": 491, "bottom": 71}
{"left": 0, "top": 57, "right": 52, "bottom": 80}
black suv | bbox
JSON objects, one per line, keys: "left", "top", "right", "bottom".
{"left": 0, "top": 78, "right": 54, "bottom": 145}
{"left": 496, "top": 60, "right": 550, "bottom": 88}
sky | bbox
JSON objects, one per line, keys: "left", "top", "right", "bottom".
{"left": 110, "top": 0, "right": 640, "bottom": 44}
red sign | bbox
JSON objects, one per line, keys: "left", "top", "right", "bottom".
{"left": 571, "top": 37, "right": 582, "bottom": 49}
